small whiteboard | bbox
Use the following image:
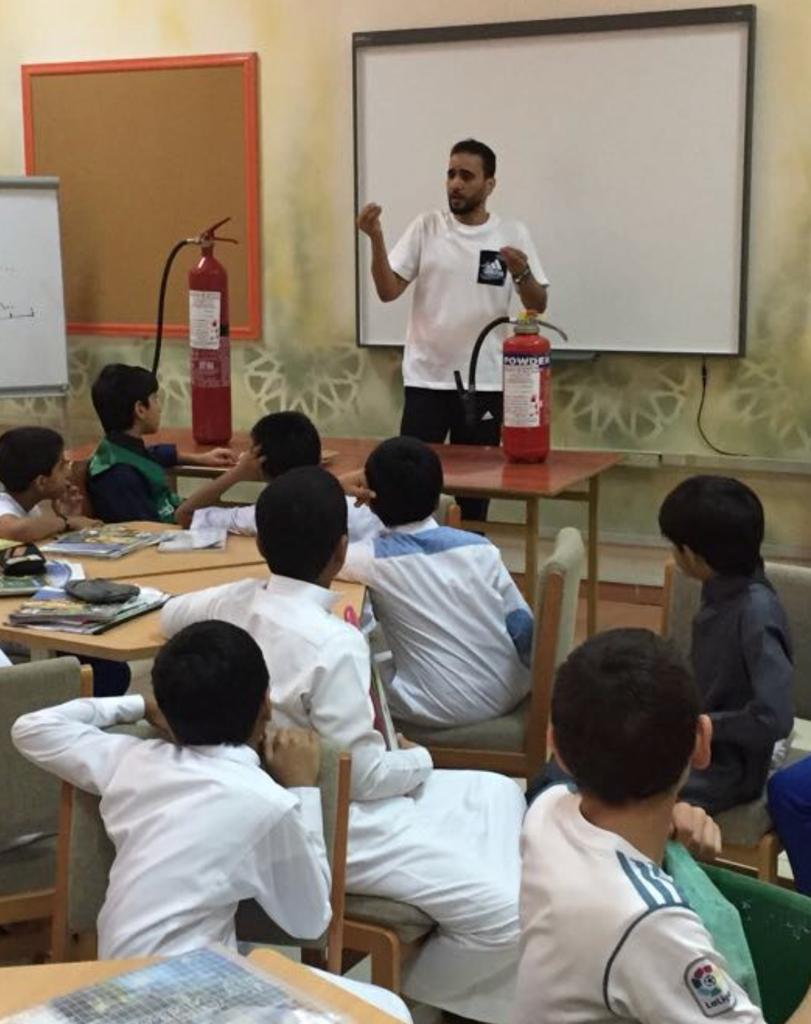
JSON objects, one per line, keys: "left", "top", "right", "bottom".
{"left": 354, "top": 6, "right": 754, "bottom": 356}
{"left": 0, "top": 177, "right": 68, "bottom": 394}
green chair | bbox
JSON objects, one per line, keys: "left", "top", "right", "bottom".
{"left": 701, "top": 863, "right": 811, "bottom": 1024}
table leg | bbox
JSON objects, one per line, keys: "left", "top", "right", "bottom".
{"left": 587, "top": 476, "right": 600, "bottom": 636}
{"left": 525, "top": 497, "right": 540, "bottom": 607}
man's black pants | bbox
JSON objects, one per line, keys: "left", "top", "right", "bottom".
{"left": 400, "top": 387, "right": 503, "bottom": 522}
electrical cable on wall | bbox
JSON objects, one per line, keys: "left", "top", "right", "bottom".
{"left": 696, "top": 356, "right": 748, "bottom": 458}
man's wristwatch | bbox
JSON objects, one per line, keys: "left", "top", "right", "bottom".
{"left": 512, "top": 265, "right": 531, "bottom": 286}
{"left": 57, "top": 512, "right": 69, "bottom": 532}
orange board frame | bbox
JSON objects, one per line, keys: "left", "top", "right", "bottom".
{"left": 21, "top": 52, "right": 261, "bottom": 340}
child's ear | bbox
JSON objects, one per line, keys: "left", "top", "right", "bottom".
{"left": 547, "top": 725, "right": 571, "bottom": 776}
{"left": 690, "top": 714, "right": 713, "bottom": 771}
{"left": 334, "top": 534, "right": 349, "bottom": 568}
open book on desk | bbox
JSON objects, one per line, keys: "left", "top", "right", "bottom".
{"left": 0, "top": 560, "right": 83, "bottom": 597}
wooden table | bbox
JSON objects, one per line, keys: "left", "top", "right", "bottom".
{"left": 75, "top": 431, "right": 620, "bottom": 634}
{"left": 0, "top": 564, "right": 365, "bottom": 662}
{"left": 0, "top": 947, "right": 400, "bottom": 1021}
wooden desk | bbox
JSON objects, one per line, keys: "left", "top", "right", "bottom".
{"left": 0, "top": 947, "right": 400, "bottom": 1021}
{"left": 46, "top": 522, "right": 265, "bottom": 581}
{"left": 84, "top": 431, "right": 621, "bottom": 634}
{"left": 0, "top": 566, "right": 365, "bottom": 662}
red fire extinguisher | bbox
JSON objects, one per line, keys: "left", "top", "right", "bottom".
{"left": 454, "top": 310, "right": 565, "bottom": 466}
{"left": 501, "top": 312, "right": 551, "bottom": 463}
{"left": 188, "top": 218, "right": 237, "bottom": 445}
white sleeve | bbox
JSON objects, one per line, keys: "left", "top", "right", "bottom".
{"left": 242, "top": 787, "right": 331, "bottom": 940}
{"left": 11, "top": 695, "right": 146, "bottom": 796}
{"left": 337, "top": 539, "right": 376, "bottom": 585}
{"left": 516, "top": 221, "right": 549, "bottom": 287}
{"left": 191, "top": 505, "right": 257, "bottom": 535}
{"left": 387, "top": 214, "right": 424, "bottom": 283}
{"left": 310, "top": 633, "right": 432, "bottom": 801}
{"left": 160, "top": 582, "right": 238, "bottom": 637}
{"left": 607, "top": 906, "right": 764, "bottom": 1023}
{"left": 346, "top": 502, "right": 383, "bottom": 545}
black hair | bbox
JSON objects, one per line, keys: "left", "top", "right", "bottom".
{"left": 250, "top": 411, "right": 321, "bottom": 480}
{"left": 364, "top": 436, "right": 442, "bottom": 527}
{"left": 152, "top": 620, "right": 268, "bottom": 746}
{"left": 91, "top": 363, "right": 159, "bottom": 433}
{"left": 552, "top": 628, "right": 700, "bottom": 805}
{"left": 450, "top": 138, "right": 496, "bottom": 178}
{"left": 0, "top": 427, "right": 65, "bottom": 494}
{"left": 255, "top": 466, "right": 347, "bottom": 583}
{"left": 658, "top": 475, "right": 764, "bottom": 577}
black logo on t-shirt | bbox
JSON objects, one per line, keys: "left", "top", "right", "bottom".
{"left": 477, "top": 250, "right": 507, "bottom": 286}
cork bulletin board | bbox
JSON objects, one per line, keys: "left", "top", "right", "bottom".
{"left": 21, "top": 52, "right": 260, "bottom": 339}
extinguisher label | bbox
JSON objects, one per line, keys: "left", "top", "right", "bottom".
{"left": 503, "top": 354, "right": 549, "bottom": 428}
{"left": 189, "top": 290, "right": 221, "bottom": 349}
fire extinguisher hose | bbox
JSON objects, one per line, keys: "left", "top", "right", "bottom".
{"left": 453, "top": 315, "right": 570, "bottom": 430}
{"left": 453, "top": 316, "right": 511, "bottom": 430}
{"left": 151, "top": 238, "right": 195, "bottom": 376}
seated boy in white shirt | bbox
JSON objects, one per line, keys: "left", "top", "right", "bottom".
{"left": 516, "top": 627, "right": 811, "bottom": 1024}
{"left": 161, "top": 466, "right": 526, "bottom": 1023}
{"left": 0, "top": 426, "right": 129, "bottom": 697}
{"left": 177, "top": 410, "right": 381, "bottom": 542}
{"left": 12, "top": 620, "right": 332, "bottom": 959}
{"left": 339, "top": 436, "right": 532, "bottom": 727}
{"left": 0, "top": 426, "right": 98, "bottom": 542}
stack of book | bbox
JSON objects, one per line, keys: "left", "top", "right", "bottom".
{"left": 41, "top": 526, "right": 165, "bottom": 559}
{"left": 6, "top": 586, "right": 168, "bottom": 634}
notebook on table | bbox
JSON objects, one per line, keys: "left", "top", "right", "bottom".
{"left": 41, "top": 527, "right": 164, "bottom": 560}
{"left": 0, "top": 946, "right": 346, "bottom": 1024}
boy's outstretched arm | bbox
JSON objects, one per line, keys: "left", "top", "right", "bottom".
{"left": 174, "top": 449, "right": 264, "bottom": 527}
{"left": 12, "top": 695, "right": 146, "bottom": 795}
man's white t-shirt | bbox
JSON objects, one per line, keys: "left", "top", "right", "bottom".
{"left": 515, "top": 786, "right": 764, "bottom": 1024}
{"left": 388, "top": 210, "right": 548, "bottom": 391}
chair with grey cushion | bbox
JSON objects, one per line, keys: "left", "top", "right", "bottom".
{"left": 0, "top": 657, "right": 90, "bottom": 945}
{"left": 394, "top": 526, "right": 585, "bottom": 779}
{"left": 51, "top": 728, "right": 350, "bottom": 973}
{"left": 661, "top": 559, "right": 811, "bottom": 881}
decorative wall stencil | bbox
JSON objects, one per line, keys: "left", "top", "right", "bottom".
{"left": 553, "top": 358, "right": 691, "bottom": 445}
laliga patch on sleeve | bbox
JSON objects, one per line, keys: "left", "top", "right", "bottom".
{"left": 477, "top": 250, "right": 507, "bottom": 286}
{"left": 684, "top": 957, "right": 737, "bottom": 1017}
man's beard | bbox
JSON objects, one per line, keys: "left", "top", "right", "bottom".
{"left": 448, "top": 193, "right": 484, "bottom": 216}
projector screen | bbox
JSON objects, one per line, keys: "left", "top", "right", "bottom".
{"left": 353, "top": 6, "right": 754, "bottom": 356}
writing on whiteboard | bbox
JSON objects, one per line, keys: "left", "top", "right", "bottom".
{"left": 0, "top": 300, "right": 35, "bottom": 321}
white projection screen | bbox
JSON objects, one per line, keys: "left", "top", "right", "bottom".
{"left": 353, "top": 6, "right": 754, "bottom": 355}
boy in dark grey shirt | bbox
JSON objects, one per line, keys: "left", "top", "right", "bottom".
{"left": 659, "top": 475, "right": 793, "bottom": 815}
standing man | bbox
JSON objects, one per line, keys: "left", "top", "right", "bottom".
{"left": 357, "top": 138, "right": 549, "bottom": 520}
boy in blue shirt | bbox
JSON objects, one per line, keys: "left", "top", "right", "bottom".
{"left": 340, "top": 436, "right": 533, "bottom": 726}
{"left": 659, "top": 475, "right": 793, "bottom": 814}
{"left": 86, "top": 364, "right": 234, "bottom": 523}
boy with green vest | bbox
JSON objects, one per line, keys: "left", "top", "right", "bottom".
{"left": 87, "top": 365, "right": 235, "bottom": 523}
